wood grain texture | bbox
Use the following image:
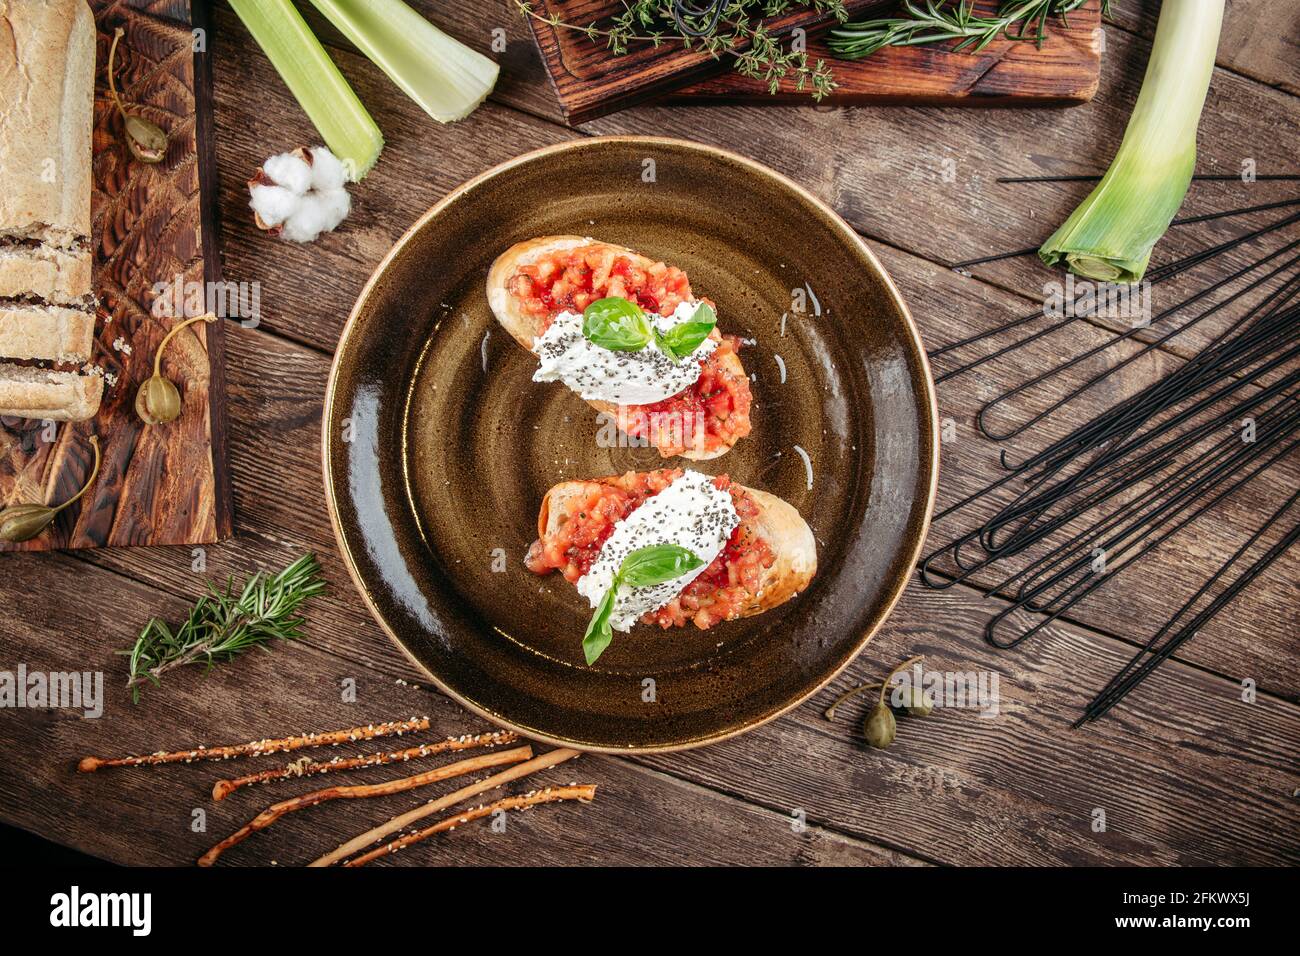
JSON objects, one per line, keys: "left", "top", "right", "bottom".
{"left": 0, "top": 551, "right": 914, "bottom": 867}
{"left": 203, "top": 6, "right": 1300, "bottom": 697}
{"left": 525, "top": 0, "right": 890, "bottom": 123}
{"left": 0, "top": 0, "right": 1296, "bottom": 866}
{"left": 673, "top": 0, "right": 1101, "bottom": 105}
{"left": 0, "top": 0, "right": 231, "bottom": 552}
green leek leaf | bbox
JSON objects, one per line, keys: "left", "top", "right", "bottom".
{"left": 1038, "top": 0, "right": 1225, "bottom": 283}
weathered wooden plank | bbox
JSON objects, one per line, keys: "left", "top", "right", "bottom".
{"left": 0, "top": 553, "right": 913, "bottom": 866}
{"left": 9, "top": 526, "right": 1293, "bottom": 865}
{"left": 1107, "top": 0, "right": 1300, "bottom": 96}
{"left": 48, "top": 319, "right": 1296, "bottom": 865}
{"left": 637, "top": 581, "right": 1300, "bottom": 866}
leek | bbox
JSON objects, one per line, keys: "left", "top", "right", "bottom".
{"left": 228, "top": 0, "right": 383, "bottom": 181}
{"left": 1038, "top": 0, "right": 1225, "bottom": 283}
{"left": 307, "top": 0, "right": 499, "bottom": 124}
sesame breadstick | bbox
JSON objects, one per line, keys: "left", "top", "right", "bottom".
{"left": 78, "top": 717, "right": 433, "bottom": 772}
{"left": 344, "top": 785, "right": 597, "bottom": 867}
{"left": 310, "top": 747, "right": 581, "bottom": 867}
{"left": 196, "top": 744, "right": 533, "bottom": 867}
{"left": 211, "top": 730, "right": 519, "bottom": 800}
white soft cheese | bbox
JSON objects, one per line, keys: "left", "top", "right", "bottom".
{"left": 531, "top": 300, "right": 718, "bottom": 405}
{"left": 576, "top": 470, "right": 739, "bottom": 632}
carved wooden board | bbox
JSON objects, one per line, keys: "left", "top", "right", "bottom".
{"left": 0, "top": 0, "right": 231, "bottom": 552}
{"left": 525, "top": 0, "right": 890, "bottom": 124}
{"left": 672, "top": 0, "right": 1102, "bottom": 105}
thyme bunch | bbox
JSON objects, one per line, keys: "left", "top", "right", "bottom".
{"left": 516, "top": 1, "right": 847, "bottom": 98}
{"left": 121, "top": 554, "right": 326, "bottom": 702}
{"left": 829, "top": 0, "right": 1111, "bottom": 59}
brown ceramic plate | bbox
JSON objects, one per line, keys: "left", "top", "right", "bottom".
{"left": 323, "top": 137, "right": 938, "bottom": 753}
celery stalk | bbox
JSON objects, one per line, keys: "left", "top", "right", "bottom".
{"left": 229, "top": 0, "right": 383, "bottom": 181}
{"left": 1039, "top": 0, "right": 1225, "bottom": 283}
{"left": 306, "top": 0, "right": 499, "bottom": 124}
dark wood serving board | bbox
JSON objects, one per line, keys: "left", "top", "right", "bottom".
{"left": 530, "top": 0, "right": 1101, "bottom": 122}
{"left": 0, "top": 0, "right": 231, "bottom": 552}
{"left": 526, "top": 0, "right": 890, "bottom": 124}
{"left": 672, "top": 0, "right": 1102, "bottom": 105}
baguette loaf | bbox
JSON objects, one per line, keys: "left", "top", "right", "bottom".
{"left": 0, "top": 0, "right": 100, "bottom": 423}
{"left": 0, "top": 0, "right": 96, "bottom": 246}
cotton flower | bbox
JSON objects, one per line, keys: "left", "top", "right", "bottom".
{"left": 248, "top": 146, "right": 352, "bottom": 243}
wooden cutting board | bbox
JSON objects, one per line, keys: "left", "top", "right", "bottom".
{"left": 526, "top": 0, "right": 890, "bottom": 124}
{"left": 0, "top": 0, "right": 231, "bottom": 552}
{"left": 673, "top": 0, "right": 1102, "bottom": 104}
{"left": 530, "top": 0, "right": 1101, "bottom": 122}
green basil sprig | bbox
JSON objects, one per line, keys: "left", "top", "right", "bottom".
{"left": 581, "top": 297, "right": 652, "bottom": 352}
{"left": 583, "top": 543, "right": 703, "bottom": 665}
{"left": 658, "top": 302, "right": 716, "bottom": 359}
{"left": 581, "top": 297, "right": 716, "bottom": 361}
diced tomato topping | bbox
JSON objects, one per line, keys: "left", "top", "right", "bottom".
{"left": 507, "top": 245, "right": 753, "bottom": 457}
{"left": 524, "top": 469, "right": 776, "bottom": 631}
{"left": 618, "top": 335, "right": 752, "bottom": 457}
{"left": 508, "top": 245, "right": 693, "bottom": 326}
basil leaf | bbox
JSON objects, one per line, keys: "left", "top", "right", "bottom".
{"left": 619, "top": 543, "right": 704, "bottom": 588}
{"left": 582, "top": 297, "right": 651, "bottom": 352}
{"left": 583, "top": 584, "right": 618, "bottom": 665}
{"left": 656, "top": 302, "right": 716, "bottom": 359}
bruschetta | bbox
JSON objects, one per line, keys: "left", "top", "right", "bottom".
{"left": 526, "top": 468, "right": 816, "bottom": 664}
{"left": 487, "top": 236, "right": 752, "bottom": 460}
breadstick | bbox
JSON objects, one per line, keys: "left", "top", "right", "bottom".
{"left": 344, "top": 785, "right": 596, "bottom": 866}
{"left": 211, "top": 730, "right": 519, "bottom": 800}
{"left": 78, "top": 718, "right": 432, "bottom": 772}
{"left": 196, "top": 744, "right": 532, "bottom": 866}
{"left": 310, "top": 747, "right": 581, "bottom": 867}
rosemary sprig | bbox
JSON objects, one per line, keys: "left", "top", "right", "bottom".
{"left": 828, "top": 0, "right": 1110, "bottom": 59}
{"left": 515, "top": 1, "right": 846, "bottom": 99}
{"left": 121, "top": 554, "right": 327, "bottom": 702}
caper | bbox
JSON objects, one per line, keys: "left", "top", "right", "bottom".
{"left": 0, "top": 436, "right": 101, "bottom": 543}
{"left": 109, "top": 29, "right": 168, "bottom": 165}
{"left": 123, "top": 114, "right": 168, "bottom": 164}
{"left": 863, "top": 704, "right": 896, "bottom": 749}
{"left": 135, "top": 313, "right": 217, "bottom": 426}
{"left": 135, "top": 373, "right": 181, "bottom": 426}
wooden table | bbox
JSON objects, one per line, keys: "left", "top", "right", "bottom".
{"left": 2, "top": 0, "right": 1296, "bottom": 866}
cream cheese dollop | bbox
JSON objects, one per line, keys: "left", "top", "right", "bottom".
{"left": 531, "top": 300, "right": 718, "bottom": 405}
{"left": 576, "top": 470, "right": 739, "bottom": 632}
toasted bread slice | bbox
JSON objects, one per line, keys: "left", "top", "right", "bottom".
{"left": 487, "top": 236, "right": 748, "bottom": 461}
{"left": 0, "top": 304, "right": 95, "bottom": 362}
{"left": 0, "top": 244, "right": 92, "bottom": 305}
{"left": 0, "top": 363, "right": 102, "bottom": 421}
{"left": 537, "top": 474, "right": 816, "bottom": 623}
